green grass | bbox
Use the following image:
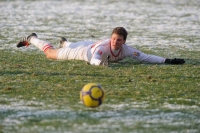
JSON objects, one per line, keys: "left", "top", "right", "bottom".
{"left": 0, "top": 49, "right": 200, "bottom": 133}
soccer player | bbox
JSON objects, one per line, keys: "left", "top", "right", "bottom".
{"left": 16, "top": 27, "right": 185, "bottom": 66}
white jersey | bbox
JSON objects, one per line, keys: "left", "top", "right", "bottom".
{"left": 57, "top": 39, "right": 165, "bottom": 65}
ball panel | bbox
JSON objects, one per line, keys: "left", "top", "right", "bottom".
{"left": 90, "top": 86, "right": 104, "bottom": 100}
{"left": 82, "top": 95, "right": 99, "bottom": 107}
{"left": 82, "top": 83, "right": 98, "bottom": 91}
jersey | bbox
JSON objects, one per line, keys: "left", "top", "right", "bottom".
{"left": 57, "top": 39, "right": 166, "bottom": 65}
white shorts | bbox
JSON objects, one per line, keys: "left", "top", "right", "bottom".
{"left": 57, "top": 41, "right": 94, "bottom": 62}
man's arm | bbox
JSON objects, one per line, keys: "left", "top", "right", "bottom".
{"left": 126, "top": 46, "right": 185, "bottom": 64}
{"left": 99, "top": 55, "right": 110, "bottom": 67}
{"left": 90, "top": 54, "right": 110, "bottom": 67}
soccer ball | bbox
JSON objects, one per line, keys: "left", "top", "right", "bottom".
{"left": 80, "top": 83, "right": 105, "bottom": 108}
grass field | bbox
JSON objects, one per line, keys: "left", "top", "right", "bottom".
{"left": 0, "top": 0, "right": 200, "bottom": 132}
{"left": 0, "top": 48, "right": 200, "bottom": 133}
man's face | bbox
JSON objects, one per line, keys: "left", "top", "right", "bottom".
{"left": 110, "top": 33, "right": 126, "bottom": 50}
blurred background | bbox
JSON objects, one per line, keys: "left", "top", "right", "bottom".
{"left": 0, "top": 0, "right": 199, "bottom": 53}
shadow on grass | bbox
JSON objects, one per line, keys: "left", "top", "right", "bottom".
{"left": 185, "top": 59, "right": 200, "bottom": 65}
{"left": 0, "top": 70, "right": 65, "bottom": 76}
{"left": 111, "top": 58, "right": 200, "bottom": 67}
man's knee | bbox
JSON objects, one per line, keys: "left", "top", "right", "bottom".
{"left": 44, "top": 49, "right": 58, "bottom": 60}
{"left": 46, "top": 53, "right": 52, "bottom": 59}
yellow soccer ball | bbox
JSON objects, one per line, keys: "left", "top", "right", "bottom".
{"left": 80, "top": 83, "right": 105, "bottom": 108}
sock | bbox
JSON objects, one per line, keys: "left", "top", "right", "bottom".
{"left": 30, "top": 37, "right": 54, "bottom": 52}
{"left": 63, "top": 41, "right": 72, "bottom": 47}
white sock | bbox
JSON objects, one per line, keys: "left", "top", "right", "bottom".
{"left": 63, "top": 41, "right": 72, "bottom": 47}
{"left": 30, "top": 37, "right": 54, "bottom": 52}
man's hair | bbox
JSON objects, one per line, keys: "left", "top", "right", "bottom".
{"left": 111, "top": 27, "right": 128, "bottom": 40}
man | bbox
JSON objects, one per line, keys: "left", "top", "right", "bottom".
{"left": 16, "top": 27, "right": 185, "bottom": 66}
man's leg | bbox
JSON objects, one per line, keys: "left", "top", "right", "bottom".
{"left": 44, "top": 48, "right": 59, "bottom": 60}
{"left": 17, "top": 33, "right": 59, "bottom": 60}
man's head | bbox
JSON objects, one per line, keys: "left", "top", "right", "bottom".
{"left": 110, "top": 27, "right": 128, "bottom": 50}
{"left": 111, "top": 27, "right": 128, "bottom": 40}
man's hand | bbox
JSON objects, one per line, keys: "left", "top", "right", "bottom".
{"left": 100, "top": 55, "right": 110, "bottom": 67}
{"left": 164, "top": 58, "right": 185, "bottom": 64}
